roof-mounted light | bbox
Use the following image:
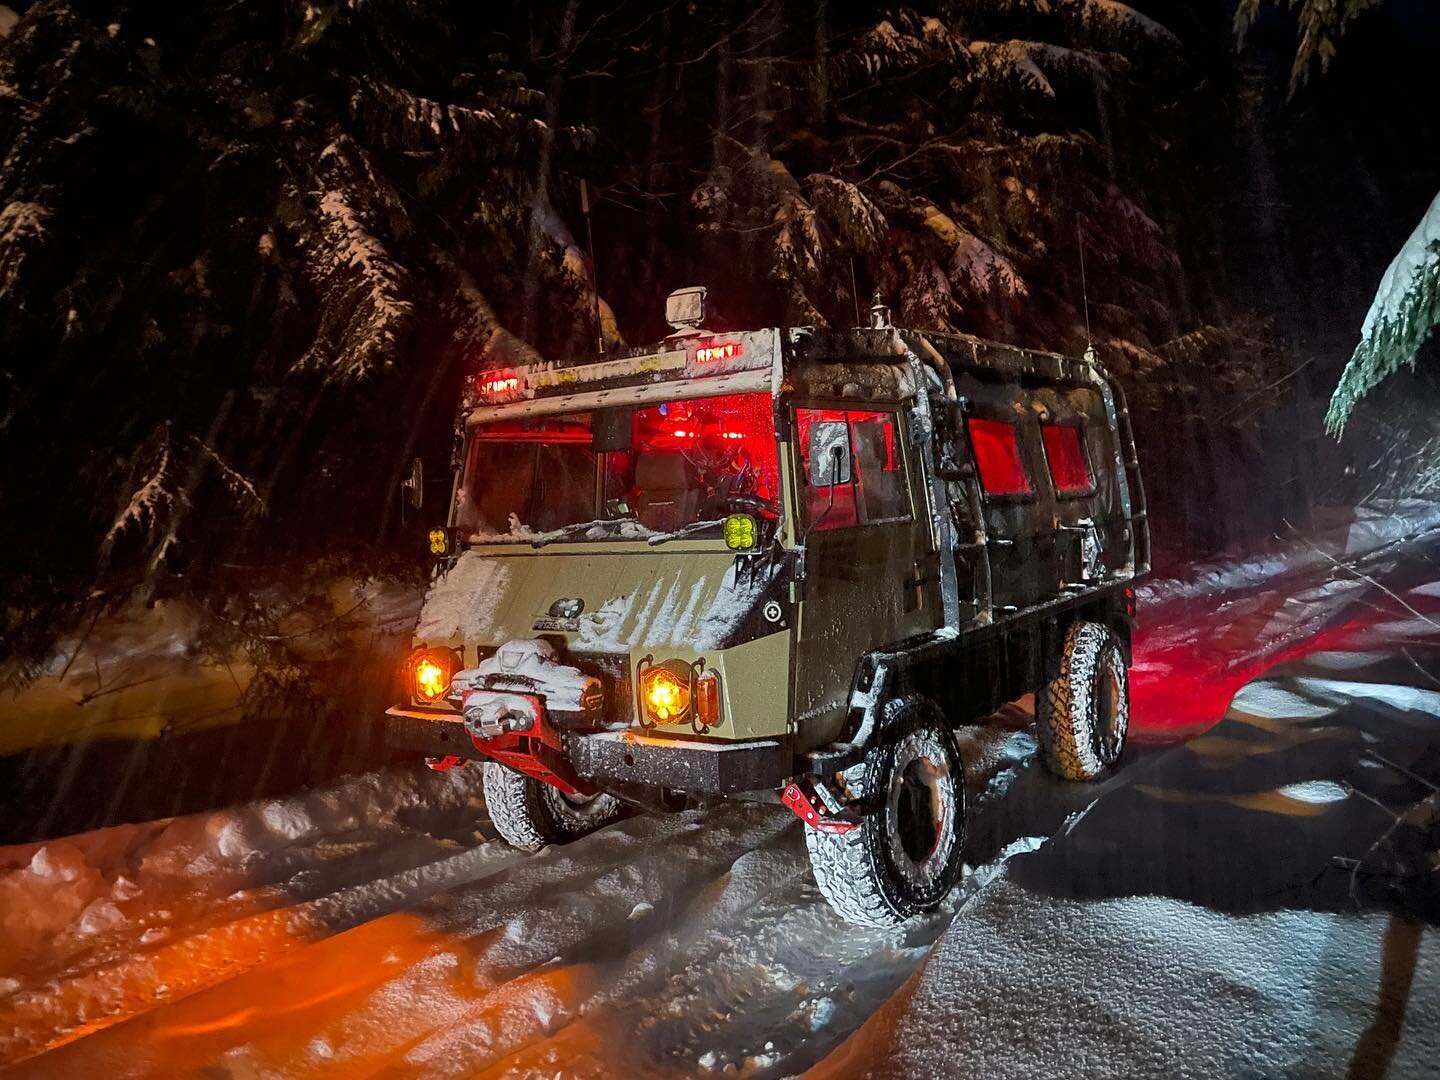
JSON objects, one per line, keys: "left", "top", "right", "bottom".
{"left": 695, "top": 339, "right": 743, "bottom": 365}
{"left": 665, "top": 286, "right": 707, "bottom": 334}
{"left": 478, "top": 369, "right": 524, "bottom": 400}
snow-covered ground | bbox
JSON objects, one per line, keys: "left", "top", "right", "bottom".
{"left": 2, "top": 504, "right": 1439, "bottom": 1076}
{"left": 823, "top": 610, "right": 1440, "bottom": 1078}
{"left": 0, "top": 721, "right": 1034, "bottom": 1075}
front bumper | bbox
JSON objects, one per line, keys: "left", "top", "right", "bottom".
{"left": 383, "top": 707, "right": 791, "bottom": 795}
{"left": 384, "top": 706, "right": 473, "bottom": 758}
{"left": 565, "top": 730, "right": 790, "bottom": 794}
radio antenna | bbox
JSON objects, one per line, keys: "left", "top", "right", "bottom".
{"left": 849, "top": 258, "right": 862, "bottom": 327}
{"left": 1077, "top": 216, "right": 1092, "bottom": 351}
{"left": 580, "top": 178, "right": 604, "bottom": 355}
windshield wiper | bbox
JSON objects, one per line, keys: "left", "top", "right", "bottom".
{"left": 529, "top": 521, "right": 603, "bottom": 548}
{"left": 645, "top": 518, "right": 726, "bottom": 546}
{"left": 529, "top": 518, "right": 647, "bottom": 548}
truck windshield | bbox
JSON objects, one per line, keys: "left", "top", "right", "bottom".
{"left": 455, "top": 392, "right": 779, "bottom": 541}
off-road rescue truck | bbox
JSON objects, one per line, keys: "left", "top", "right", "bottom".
{"left": 385, "top": 288, "right": 1149, "bottom": 927}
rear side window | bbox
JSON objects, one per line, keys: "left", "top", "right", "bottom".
{"left": 1042, "top": 423, "right": 1094, "bottom": 497}
{"left": 967, "top": 417, "right": 1032, "bottom": 496}
{"left": 796, "top": 408, "right": 910, "bottom": 531}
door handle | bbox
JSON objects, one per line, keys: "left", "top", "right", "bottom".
{"left": 903, "top": 565, "right": 929, "bottom": 591}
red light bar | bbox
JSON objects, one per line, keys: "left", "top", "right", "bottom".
{"left": 694, "top": 340, "right": 743, "bottom": 364}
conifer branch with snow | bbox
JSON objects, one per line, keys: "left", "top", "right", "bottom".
{"left": 1327, "top": 190, "right": 1440, "bottom": 433}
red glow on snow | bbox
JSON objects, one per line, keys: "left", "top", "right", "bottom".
{"left": 1129, "top": 583, "right": 1440, "bottom": 742}
{"left": 968, "top": 418, "right": 1031, "bottom": 495}
{"left": 694, "top": 340, "right": 742, "bottom": 364}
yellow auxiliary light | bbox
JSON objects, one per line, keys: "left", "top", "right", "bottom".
{"left": 723, "top": 513, "right": 757, "bottom": 550}
{"left": 428, "top": 527, "right": 450, "bottom": 556}
{"left": 641, "top": 665, "right": 690, "bottom": 723}
{"left": 409, "top": 648, "right": 456, "bottom": 703}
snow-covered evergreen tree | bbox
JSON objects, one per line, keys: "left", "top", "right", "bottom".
{"left": 0, "top": 0, "right": 1282, "bottom": 672}
{"left": 1326, "top": 191, "right": 1440, "bottom": 432}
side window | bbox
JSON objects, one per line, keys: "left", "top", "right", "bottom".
{"left": 967, "top": 417, "right": 1032, "bottom": 497}
{"left": 797, "top": 408, "right": 911, "bottom": 531}
{"left": 851, "top": 414, "right": 908, "bottom": 522}
{"left": 1042, "top": 423, "right": 1094, "bottom": 497}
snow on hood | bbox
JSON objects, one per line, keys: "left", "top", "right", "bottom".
{"left": 415, "top": 548, "right": 776, "bottom": 653}
{"left": 414, "top": 551, "right": 512, "bottom": 644}
{"left": 573, "top": 560, "right": 775, "bottom": 652}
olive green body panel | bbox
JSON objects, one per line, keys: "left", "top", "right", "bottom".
{"left": 414, "top": 542, "right": 765, "bottom": 656}
{"left": 782, "top": 395, "right": 943, "bottom": 748}
{"left": 411, "top": 542, "right": 796, "bottom": 738}
{"left": 642, "top": 630, "right": 793, "bottom": 740}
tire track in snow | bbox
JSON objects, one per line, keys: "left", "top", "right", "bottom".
{"left": 0, "top": 837, "right": 527, "bottom": 1063}
{"left": 14, "top": 726, "right": 1035, "bottom": 1078}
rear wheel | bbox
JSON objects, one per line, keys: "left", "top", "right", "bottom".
{"left": 1036, "top": 620, "right": 1130, "bottom": 781}
{"left": 805, "top": 698, "right": 966, "bottom": 927}
{"left": 482, "top": 762, "right": 623, "bottom": 851}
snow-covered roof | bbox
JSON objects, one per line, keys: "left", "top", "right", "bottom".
{"left": 464, "top": 323, "right": 1095, "bottom": 426}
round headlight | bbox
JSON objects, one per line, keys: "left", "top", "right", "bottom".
{"left": 410, "top": 648, "right": 457, "bottom": 704}
{"left": 641, "top": 664, "right": 691, "bottom": 723}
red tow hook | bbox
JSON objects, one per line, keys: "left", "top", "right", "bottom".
{"left": 425, "top": 755, "right": 469, "bottom": 772}
{"left": 782, "top": 780, "right": 861, "bottom": 834}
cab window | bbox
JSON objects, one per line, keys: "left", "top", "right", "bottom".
{"left": 796, "top": 408, "right": 911, "bottom": 532}
{"left": 455, "top": 392, "right": 779, "bottom": 539}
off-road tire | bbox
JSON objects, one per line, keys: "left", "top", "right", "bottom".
{"left": 482, "top": 762, "right": 623, "bottom": 852}
{"left": 1036, "top": 620, "right": 1130, "bottom": 781}
{"left": 805, "top": 698, "right": 966, "bottom": 927}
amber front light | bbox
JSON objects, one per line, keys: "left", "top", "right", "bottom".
{"left": 696, "top": 673, "right": 720, "bottom": 726}
{"left": 642, "top": 665, "right": 690, "bottom": 723}
{"left": 410, "top": 649, "right": 456, "bottom": 704}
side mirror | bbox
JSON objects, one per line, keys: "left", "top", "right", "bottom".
{"left": 807, "top": 421, "right": 851, "bottom": 487}
{"left": 402, "top": 456, "right": 424, "bottom": 510}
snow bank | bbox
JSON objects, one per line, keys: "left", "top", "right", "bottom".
{"left": 1138, "top": 499, "right": 1440, "bottom": 608}
{"left": 826, "top": 877, "right": 1438, "bottom": 1079}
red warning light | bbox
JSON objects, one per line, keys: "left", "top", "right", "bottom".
{"left": 694, "top": 340, "right": 743, "bottom": 364}
{"left": 478, "top": 370, "right": 523, "bottom": 399}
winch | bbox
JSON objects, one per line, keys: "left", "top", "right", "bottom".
{"left": 448, "top": 638, "right": 602, "bottom": 740}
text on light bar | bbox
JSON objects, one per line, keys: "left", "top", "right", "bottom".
{"left": 694, "top": 340, "right": 743, "bottom": 364}
{"left": 479, "top": 371, "right": 522, "bottom": 397}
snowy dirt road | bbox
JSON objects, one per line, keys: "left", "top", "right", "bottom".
{"left": 3, "top": 508, "right": 1440, "bottom": 1077}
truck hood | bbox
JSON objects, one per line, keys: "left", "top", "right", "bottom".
{"left": 413, "top": 547, "right": 777, "bottom": 655}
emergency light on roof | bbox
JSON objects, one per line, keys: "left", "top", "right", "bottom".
{"left": 478, "top": 370, "right": 524, "bottom": 399}
{"left": 694, "top": 340, "right": 743, "bottom": 364}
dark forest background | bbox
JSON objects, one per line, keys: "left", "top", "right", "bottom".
{"left": 2, "top": 0, "right": 1440, "bottom": 682}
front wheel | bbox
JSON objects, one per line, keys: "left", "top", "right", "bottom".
{"left": 805, "top": 698, "right": 966, "bottom": 927}
{"left": 1036, "top": 620, "right": 1130, "bottom": 781}
{"left": 482, "top": 762, "right": 624, "bottom": 851}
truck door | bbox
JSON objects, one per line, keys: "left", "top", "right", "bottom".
{"left": 790, "top": 405, "right": 941, "bottom": 744}
{"left": 963, "top": 404, "right": 1060, "bottom": 611}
